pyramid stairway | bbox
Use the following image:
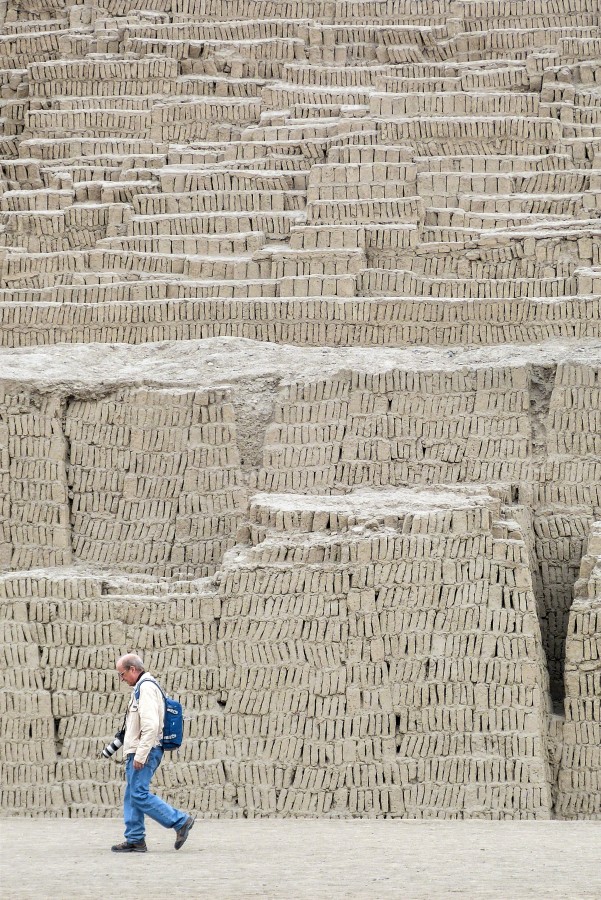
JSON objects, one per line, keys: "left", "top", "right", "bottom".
{"left": 0, "top": 0, "right": 600, "bottom": 346}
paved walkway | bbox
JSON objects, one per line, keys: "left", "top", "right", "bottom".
{"left": 1, "top": 819, "right": 600, "bottom": 899}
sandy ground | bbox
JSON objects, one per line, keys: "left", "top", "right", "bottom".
{"left": 1, "top": 818, "right": 600, "bottom": 899}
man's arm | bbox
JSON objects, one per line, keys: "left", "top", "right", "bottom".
{"left": 134, "top": 681, "right": 163, "bottom": 767}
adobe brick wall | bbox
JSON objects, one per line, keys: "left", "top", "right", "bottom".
{"left": 1, "top": 0, "right": 600, "bottom": 818}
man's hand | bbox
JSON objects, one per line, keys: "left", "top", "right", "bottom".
{"left": 133, "top": 759, "right": 144, "bottom": 770}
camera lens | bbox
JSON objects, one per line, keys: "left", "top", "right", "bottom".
{"left": 101, "top": 731, "right": 125, "bottom": 758}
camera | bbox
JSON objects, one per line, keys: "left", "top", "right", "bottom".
{"left": 102, "top": 728, "right": 125, "bottom": 759}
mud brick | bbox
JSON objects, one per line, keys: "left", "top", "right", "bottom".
{"left": 1, "top": 0, "right": 601, "bottom": 822}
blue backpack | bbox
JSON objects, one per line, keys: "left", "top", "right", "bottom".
{"left": 134, "top": 676, "right": 184, "bottom": 752}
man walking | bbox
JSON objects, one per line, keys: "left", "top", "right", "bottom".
{"left": 110, "top": 653, "right": 195, "bottom": 853}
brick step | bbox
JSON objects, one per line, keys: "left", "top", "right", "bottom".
{"left": 88, "top": 249, "right": 272, "bottom": 280}
{"left": 174, "top": 75, "right": 266, "bottom": 97}
{"left": 414, "top": 153, "right": 573, "bottom": 174}
{"left": 18, "top": 137, "right": 167, "bottom": 160}
{"left": 423, "top": 208, "right": 573, "bottom": 230}
{"left": 131, "top": 190, "right": 307, "bottom": 215}
{"left": 359, "top": 268, "right": 579, "bottom": 297}
{"left": 0, "top": 189, "right": 73, "bottom": 212}
{"left": 417, "top": 170, "right": 592, "bottom": 197}
{"left": 453, "top": 192, "right": 585, "bottom": 215}
{"left": 282, "top": 63, "right": 393, "bottom": 86}
{"left": 0, "top": 295, "right": 598, "bottom": 348}
{"left": 98, "top": 233, "right": 267, "bottom": 255}
{"left": 24, "top": 108, "right": 154, "bottom": 138}
{"left": 262, "top": 82, "right": 371, "bottom": 107}
{"left": 158, "top": 165, "right": 303, "bottom": 192}
{"left": 129, "top": 211, "right": 303, "bottom": 239}
{"left": 370, "top": 91, "right": 541, "bottom": 117}
{"left": 291, "top": 223, "right": 419, "bottom": 252}
{"left": 306, "top": 195, "right": 422, "bottom": 225}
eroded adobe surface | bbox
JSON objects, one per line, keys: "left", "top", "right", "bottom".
{"left": 1, "top": 0, "right": 601, "bottom": 818}
{"left": 0, "top": 340, "right": 600, "bottom": 817}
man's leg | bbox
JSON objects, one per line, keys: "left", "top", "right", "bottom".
{"left": 129, "top": 747, "right": 189, "bottom": 833}
{"left": 123, "top": 753, "right": 146, "bottom": 844}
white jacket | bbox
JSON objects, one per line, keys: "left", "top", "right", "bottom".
{"left": 123, "top": 673, "right": 164, "bottom": 765}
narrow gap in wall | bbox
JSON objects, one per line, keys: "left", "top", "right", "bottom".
{"left": 53, "top": 718, "right": 63, "bottom": 758}
{"left": 528, "top": 364, "right": 563, "bottom": 701}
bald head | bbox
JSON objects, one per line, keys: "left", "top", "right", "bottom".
{"left": 117, "top": 653, "right": 144, "bottom": 672}
{"left": 116, "top": 653, "right": 145, "bottom": 687}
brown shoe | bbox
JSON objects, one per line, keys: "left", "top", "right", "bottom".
{"left": 174, "top": 815, "right": 195, "bottom": 850}
{"left": 111, "top": 840, "right": 147, "bottom": 853}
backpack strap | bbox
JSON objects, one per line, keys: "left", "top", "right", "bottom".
{"left": 132, "top": 675, "right": 167, "bottom": 747}
{"left": 133, "top": 674, "right": 167, "bottom": 707}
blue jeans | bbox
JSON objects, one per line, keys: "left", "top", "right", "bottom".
{"left": 123, "top": 747, "right": 188, "bottom": 843}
